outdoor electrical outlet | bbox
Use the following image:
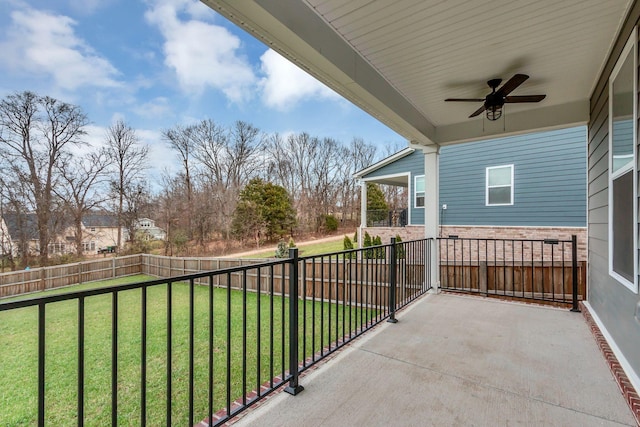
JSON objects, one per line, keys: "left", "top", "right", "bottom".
{"left": 442, "top": 204, "right": 447, "bottom": 210}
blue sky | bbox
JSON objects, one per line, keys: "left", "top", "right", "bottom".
{"left": 0, "top": 0, "right": 404, "bottom": 178}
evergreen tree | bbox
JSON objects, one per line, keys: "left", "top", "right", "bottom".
{"left": 373, "top": 235, "right": 385, "bottom": 259}
{"left": 395, "top": 234, "right": 405, "bottom": 259}
{"left": 367, "top": 183, "right": 388, "bottom": 225}
{"left": 363, "top": 231, "right": 373, "bottom": 259}
{"left": 232, "top": 178, "right": 297, "bottom": 246}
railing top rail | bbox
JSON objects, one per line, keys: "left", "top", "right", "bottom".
{"left": 0, "top": 237, "right": 435, "bottom": 311}
{"left": 437, "top": 236, "right": 573, "bottom": 244}
{"left": 298, "top": 237, "right": 433, "bottom": 262}
{"left": 0, "top": 257, "right": 291, "bottom": 311}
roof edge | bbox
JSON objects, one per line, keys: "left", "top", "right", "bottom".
{"left": 353, "top": 147, "right": 415, "bottom": 179}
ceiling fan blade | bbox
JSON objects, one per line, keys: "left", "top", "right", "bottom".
{"left": 504, "top": 95, "right": 546, "bottom": 103}
{"left": 469, "top": 105, "right": 486, "bottom": 118}
{"left": 496, "top": 74, "right": 529, "bottom": 96}
{"left": 445, "top": 98, "right": 485, "bottom": 102}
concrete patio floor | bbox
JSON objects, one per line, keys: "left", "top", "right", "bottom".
{"left": 234, "top": 293, "right": 636, "bottom": 427}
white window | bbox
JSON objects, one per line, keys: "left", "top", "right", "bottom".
{"left": 414, "top": 175, "right": 425, "bottom": 208}
{"left": 486, "top": 165, "right": 514, "bottom": 206}
{"left": 608, "top": 27, "right": 638, "bottom": 292}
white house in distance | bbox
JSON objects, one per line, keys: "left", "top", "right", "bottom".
{"left": 0, "top": 213, "right": 166, "bottom": 256}
{"left": 134, "top": 218, "right": 167, "bottom": 241}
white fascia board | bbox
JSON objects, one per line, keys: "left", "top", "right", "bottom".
{"left": 353, "top": 147, "right": 415, "bottom": 179}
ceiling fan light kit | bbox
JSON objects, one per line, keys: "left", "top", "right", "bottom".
{"left": 445, "top": 74, "right": 546, "bottom": 121}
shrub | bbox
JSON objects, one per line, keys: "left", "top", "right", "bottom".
{"left": 343, "top": 235, "right": 353, "bottom": 250}
{"left": 363, "top": 231, "right": 373, "bottom": 259}
{"left": 323, "top": 214, "right": 339, "bottom": 232}
{"left": 288, "top": 237, "right": 296, "bottom": 248}
{"left": 373, "top": 235, "right": 385, "bottom": 259}
{"left": 343, "top": 235, "right": 356, "bottom": 259}
{"left": 395, "top": 235, "right": 405, "bottom": 259}
{"left": 274, "top": 241, "right": 288, "bottom": 258}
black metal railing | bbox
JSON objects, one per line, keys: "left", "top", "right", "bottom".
{"left": 366, "top": 209, "right": 408, "bottom": 227}
{"left": 438, "top": 235, "right": 583, "bottom": 309}
{"left": 0, "top": 238, "right": 432, "bottom": 426}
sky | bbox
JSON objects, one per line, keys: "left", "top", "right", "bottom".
{"left": 0, "top": 0, "right": 404, "bottom": 183}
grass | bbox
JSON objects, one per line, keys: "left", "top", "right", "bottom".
{"left": 0, "top": 274, "right": 376, "bottom": 426}
{"left": 242, "top": 238, "right": 354, "bottom": 259}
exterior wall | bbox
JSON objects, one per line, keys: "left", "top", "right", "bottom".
{"left": 588, "top": 2, "right": 640, "bottom": 389}
{"left": 362, "top": 126, "right": 587, "bottom": 228}
{"left": 361, "top": 226, "right": 425, "bottom": 244}
{"left": 364, "top": 150, "right": 425, "bottom": 225}
{"left": 90, "top": 227, "right": 122, "bottom": 252}
{"left": 440, "top": 225, "right": 587, "bottom": 262}
{"left": 440, "top": 126, "right": 587, "bottom": 226}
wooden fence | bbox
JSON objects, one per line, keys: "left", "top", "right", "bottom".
{"left": 440, "top": 261, "right": 587, "bottom": 301}
{"left": 0, "top": 253, "right": 427, "bottom": 308}
{"left": 0, "top": 255, "right": 143, "bottom": 298}
{"left": 141, "top": 255, "right": 426, "bottom": 307}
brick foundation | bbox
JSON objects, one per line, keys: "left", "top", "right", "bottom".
{"left": 362, "top": 225, "right": 587, "bottom": 261}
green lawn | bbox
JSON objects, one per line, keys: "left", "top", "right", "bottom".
{"left": 0, "top": 274, "right": 375, "bottom": 426}
{"left": 243, "top": 238, "right": 354, "bottom": 259}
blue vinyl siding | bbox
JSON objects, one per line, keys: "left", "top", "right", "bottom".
{"left": 440, "top": 126, "right": 587, "bottom": 226}
{"left": 364, "top": 150, "right": 422, "bottom": 179}
{"left": 361, "top": 126, "right": 587, "bottom": 227}
{"left": 364, "top": 150, "right": 425, "bottom": 225}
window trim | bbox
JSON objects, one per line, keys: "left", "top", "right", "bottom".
{"left": 414, "top": 175, "right": 425, "bottom": 208}
{"left": 608, "top": 26, "right": 638, "bottom": 293}
{"left": 485, "top": 164, "right": 514, "bottom": 206}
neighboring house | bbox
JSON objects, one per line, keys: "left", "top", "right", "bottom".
{"left": 82, "top": 213, "right": 128, "bottom": 253}
{"left": 1, "top": 213, "right": 129, "bottom": 256}
{"left": 0, "top": 216, "right": 16, "bottom": 259}
{"left": 133, "top": 218, "right": 167, "bottom": 241}
{"left": 354, "top": 126, "right": 587, "bottom": 257}
{"left": 0, "top": 213, "right": 166, "bottom": 257}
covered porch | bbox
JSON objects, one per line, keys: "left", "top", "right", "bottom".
{"left": 232, "top": 293, "right": 636, "bottom": 426}
{"left": 201, "top": 0, "right": 640, "bottom": 422}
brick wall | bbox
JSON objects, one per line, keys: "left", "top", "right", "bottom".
{"left": 361, "top": 225, "right": 587, "bottom": 261}
{"left": 360, "top": 226, "right": 425, "bottom": 245}
{"left": 441, "top": 226, "right": 587, "bottom": 261}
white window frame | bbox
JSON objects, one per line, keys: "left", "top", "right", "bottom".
{"left": 485, "top": 165, "right": 514, "bottom": 206}
{"left": 414, "top": 175, "right": 425, "bottom": 208}
{"left": 608, "top": 27, "right": 638, "bottom": 293}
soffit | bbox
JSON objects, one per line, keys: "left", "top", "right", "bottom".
{"left": 203, "top": 0, "right": 632, "bottom": 145}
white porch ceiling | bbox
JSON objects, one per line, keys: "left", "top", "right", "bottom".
{"left": 202, "top": 0, "right": 632, "bottom": 146}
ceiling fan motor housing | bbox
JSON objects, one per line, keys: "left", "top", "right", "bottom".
{"left": 486, "top": 92, "right": 505, "bottom": 108}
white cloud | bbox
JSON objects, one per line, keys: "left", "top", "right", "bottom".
{"left": 67, "top": 0, "right": 113, "bottom": 15}
{"left": 0, "top": 7, "right": 121, "bottom": 91}
{"left": 259, "top": 49, "right": 340, "bottom": 110}
{"left": 145, "top": 1, "right": 256, "bottom": 102}
{"left": 131, "top": 97, "right": 174, "bottom": 119}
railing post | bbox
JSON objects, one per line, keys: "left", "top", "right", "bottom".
{"left": 388, "top": 238, "right": 398, "bottom": 323}
{"left": 570, "top": 235, "right": 581, "bottom": 312}
{"left": 285, "top": 248, "right": 304, "bottom": 395}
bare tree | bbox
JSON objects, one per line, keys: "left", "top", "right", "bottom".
{"left": 163, "top": 124, "right": 196, "bottom": 239}
{"left": 55, "top": 149, "right": 110, "bottom": 256}
{"left": 337, "top": 137, "right": 378, "bottom": 223}
{"left": 191, "top": 119, "right": 263, "bottom": 238}
{"left": 0, "top": 91, "right": 88, "bottom": 266}
{"left": 104, "top": 119, "right": 148, "bottom": 251}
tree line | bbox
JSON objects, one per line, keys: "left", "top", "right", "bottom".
{"left": 0, "top": 90, "right": 401, "bottom": 267}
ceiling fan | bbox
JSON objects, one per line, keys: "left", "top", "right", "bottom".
{"left": 445, "top": 74, "right": 546, "bottom": 120}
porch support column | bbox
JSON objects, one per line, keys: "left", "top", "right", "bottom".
{"left": 359, "top": 180, "right": 367, "bottom": 248}
{"left": 421, "top": 145, "right": 440, "bottom": 290}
